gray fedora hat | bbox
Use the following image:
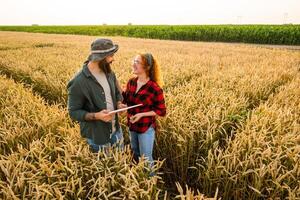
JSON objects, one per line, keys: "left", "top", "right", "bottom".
{"left": 87, "top": 38, "right": 119, "bottom": 62}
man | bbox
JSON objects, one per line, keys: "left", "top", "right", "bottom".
{"left": 67, "top": 38, "right": 126, "bottom": 152}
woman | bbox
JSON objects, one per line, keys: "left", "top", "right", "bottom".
{"left": 122, "top": 53, "right": 166, "bottom": 171}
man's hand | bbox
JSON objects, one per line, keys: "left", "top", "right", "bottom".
{"left": 130, "top": 113, "right": 144, "bottom": 124}
{"left": 95, "top": 109, "right": 114, "bottom": 122}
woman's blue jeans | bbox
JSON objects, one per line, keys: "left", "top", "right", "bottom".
{"left": 130, "top": 126, "right": 155, "bottom": 174}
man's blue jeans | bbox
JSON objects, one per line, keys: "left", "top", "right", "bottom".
{"left": 86, "top": 128, "right": 124, "bottom": 153}
{"left": 130, "top": 126, "right": 155, "bottom": 171}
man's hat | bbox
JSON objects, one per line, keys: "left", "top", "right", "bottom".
{"left": 87, "top": 38, "right": 119, "bottom": 62}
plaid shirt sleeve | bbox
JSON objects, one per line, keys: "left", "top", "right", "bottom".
{"left": 152, "top": 87, "right": 166, "bottom": 117}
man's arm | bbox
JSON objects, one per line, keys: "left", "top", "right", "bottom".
{"left": 67, "top": 78, "right": 114, "bottom": 122}
{"left": 85, "top": 110, "right": 113, "bottom": 122}
{"left": 67, "top": 79, "right": 89, "bottom": 122}
{"left": 112, "top": 73, "right": 127, "bottom": 111}
{"left": 84, "top": 113, "right": 96, "bottom": 121}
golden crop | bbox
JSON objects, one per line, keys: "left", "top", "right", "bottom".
{"left": 0, "top": 31, "right": 299, "bottom": 199}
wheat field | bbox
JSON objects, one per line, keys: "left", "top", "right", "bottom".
{"left": 0, "top": 31, "right": 299, "bottom": 199}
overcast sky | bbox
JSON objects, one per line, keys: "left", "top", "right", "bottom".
{"left": 0, "top": 0, "right": 299, "bottom": 25}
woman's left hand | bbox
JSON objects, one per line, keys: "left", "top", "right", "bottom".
{"left": 130, "top": 113, "right": 144, "bottom": 124}
{"left": 117, "top": 102, "right": 127, "bottom": 114}
{"left": 117, "top": 103, "right": 127, "bottom": 109}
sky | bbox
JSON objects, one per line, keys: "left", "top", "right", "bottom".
{"left": 0, "top": 0, "right": 299, "bottom": 25}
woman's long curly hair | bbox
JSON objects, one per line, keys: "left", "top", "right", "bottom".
{"left": 139, "top": 53, "right": 164, "bottom": 88}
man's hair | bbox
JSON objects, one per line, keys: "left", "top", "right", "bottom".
{"left": 98, "top": 59, "right": 112, "bottom": 74}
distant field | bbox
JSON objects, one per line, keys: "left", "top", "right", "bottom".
{"left": 0, "top": 31, "right": 299, "bottom": 199}
{"left": 0, "top": 24, "right": 300, "bottom": 45}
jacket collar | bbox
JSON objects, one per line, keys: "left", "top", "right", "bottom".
{"left": 82, "top": 62, "right": 93, "bottom": 78}
{"left": 82, "top": 62, "right": 114, "bottom": 88}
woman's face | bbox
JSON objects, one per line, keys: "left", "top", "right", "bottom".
{"left": 132, "top": 55, "right": 146, "bottom": 75}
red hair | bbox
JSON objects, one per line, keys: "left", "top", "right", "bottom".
{"left": 139, "top": 53, "right": 164, "bottom": 88}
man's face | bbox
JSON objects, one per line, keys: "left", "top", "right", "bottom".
{"left": 105, "top": 54, "right": 115, "bottom": 64}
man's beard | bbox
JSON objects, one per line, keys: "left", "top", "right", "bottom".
{"left": 98, "top": 59, "right": 112, "bottom": 74}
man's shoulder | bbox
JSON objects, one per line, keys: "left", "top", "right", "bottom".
{"left": 67, "top": 68, "right": 86, "bottom": 89}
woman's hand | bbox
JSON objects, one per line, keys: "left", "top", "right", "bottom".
{"left": 130, "top": 113, "right": 144, "bottom": 124}
{"left": 117, "top": 102, "right": 127, "bottom": 115}
{"left": 117, "top": 103, "right": 127, "bottom": 109}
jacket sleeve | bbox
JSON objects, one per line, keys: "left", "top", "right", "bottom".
{"left": 122, "top": 80, "right": 130, "bottom": 104}
{"left": 67, "top": 78, "right": 88, "bottom": 122}
{"left": 113, "top": 72, "right": 123, "bottom": 103}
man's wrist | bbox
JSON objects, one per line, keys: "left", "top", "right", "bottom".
{"left": 85, "top": 112, "right": 97, "bottom": 121}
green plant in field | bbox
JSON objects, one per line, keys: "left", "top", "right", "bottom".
{"left": 1, "top": 24, "right": 300, "bottom": 45}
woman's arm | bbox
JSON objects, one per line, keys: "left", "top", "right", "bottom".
{"left": 129, "top": 111, "right": 157, "bottom": 123}
{"left": 152, "top": 88, "right": 166, "bottom": 117}
{"left": 140, "top": 111, "right": 156, "bottom": 117}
